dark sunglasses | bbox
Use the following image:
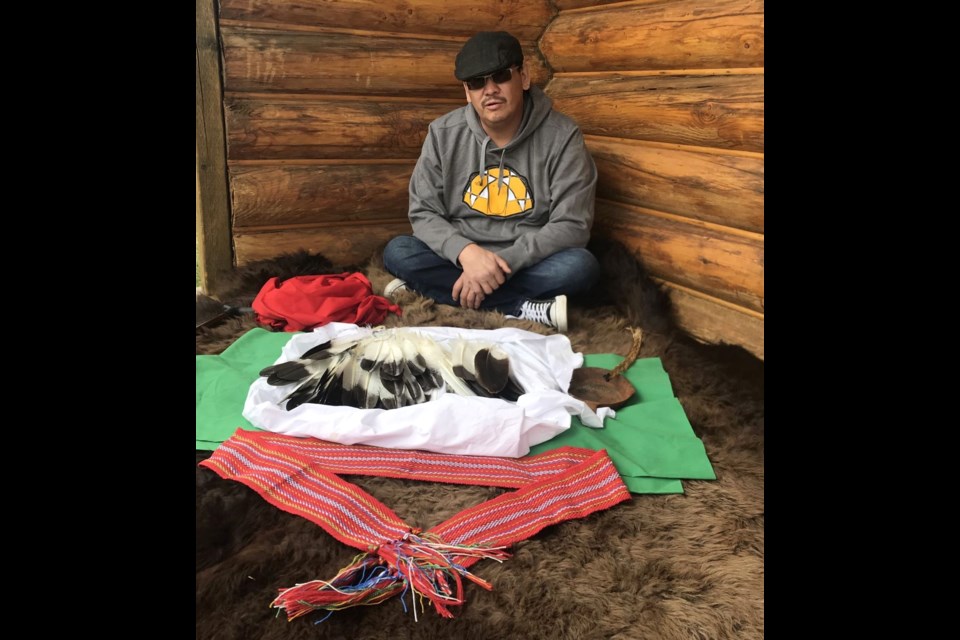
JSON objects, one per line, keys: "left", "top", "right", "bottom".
{"left": 464, "top": 67, "right": 518, "bottom": 91}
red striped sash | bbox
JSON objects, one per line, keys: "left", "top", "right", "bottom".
{"left": 201, "top": 429, "right": 630, "bottom": 620}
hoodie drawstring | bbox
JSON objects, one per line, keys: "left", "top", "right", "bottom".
{"left": 478, "top": 137, "right": 489, "bottom": 189}
{"left": 478, "top": 137, "right": 509, "bottom": 215}
{"left": 496, "top": 148, "right": 506, "bottom": 192}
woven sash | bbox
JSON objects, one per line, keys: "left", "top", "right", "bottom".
{"left": 201, "top": 429, "right": 631, "bottom": 620}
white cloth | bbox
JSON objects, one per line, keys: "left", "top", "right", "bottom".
{"left": 243, "top": 323, "right": 607, "bottom": 457}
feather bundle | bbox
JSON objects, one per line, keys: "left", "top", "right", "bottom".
{"left": 259, "top": 328, "right": 526, "bottom": 411}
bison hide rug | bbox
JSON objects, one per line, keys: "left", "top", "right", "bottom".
{"left": 195, "top": 239, "right": 764, "bottom": 640}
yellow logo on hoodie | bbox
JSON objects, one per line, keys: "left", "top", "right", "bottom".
{"left": 462, "top": 166, "right": 534, "bottom": 217}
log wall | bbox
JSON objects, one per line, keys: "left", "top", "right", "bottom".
{"left": 198, "top": 0, "right": 764, "bottom": 358}
{"left": 544, "top": 0, "right": 764, "bottom": 358}
{"left": 212, "top": 0, "right": 556, "bottom": 272}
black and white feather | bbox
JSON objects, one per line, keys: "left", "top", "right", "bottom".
{"left": 259, "top": 328, "right": 526, "bottom": 411}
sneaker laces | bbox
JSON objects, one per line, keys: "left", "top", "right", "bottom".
{"left": 518, "top": 299, "right": 554, "bottom": 326}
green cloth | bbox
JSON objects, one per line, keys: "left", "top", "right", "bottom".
{"left": 195, "top": 329, "right": 281, "bottom": 449}
{"left": 529, "top": 354, "right": 715, "bottom": 494}
{"left": 196, "top": 330, "right": 714, "bottom": 494}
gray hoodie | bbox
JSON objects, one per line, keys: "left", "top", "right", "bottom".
{"left": 408, "top": 85, "right": 597, "bottom": 273}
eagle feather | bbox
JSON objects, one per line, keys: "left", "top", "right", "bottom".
{"left": 259, "top": 328, "right": 527, "bottom": 411}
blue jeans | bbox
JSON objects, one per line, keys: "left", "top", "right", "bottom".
{"left": 382, "top": 235, "right": 600, "bottom": 315}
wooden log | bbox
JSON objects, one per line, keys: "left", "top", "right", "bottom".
{"left": 656, "top": 278, "right": 763, "bottom": 359}
{"left": 220, "top": 0, "right": 554, "bottom": 40}
{"left": 548, "top": 73, "right": 763, "bottom": 153}
{"left": 594, "top": 199, "right": 763, "bottom": 312}
{"left": 225, "top": 95, "right": 459, "bottom": 160}
{"left": 196, "top": 0, "right": 233, "bottom": 294}
{"left": 221, "top": 27, "right": 548, "bottom": 96}
{"left": 554, "top": 0, "right": 663, "bottom": 10}
{"left": 231, "top": 162, "right": 415, "bottom": 228}
{"left": 586, "top": 135, "right": 763, "bottom": 233}
{"left": 235, "top": 222, "right": 412, "bottom": 267}
{"left": 541, "top": 0, "right": 764, "bottom": 72}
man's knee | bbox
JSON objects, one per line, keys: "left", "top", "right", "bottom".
{"left": 568, "top": 247, "right": 600, "bottom": 271}
{"left": 383, "top": 235, "right": 418, "bottom": 273}
{"left": 559, "top": 248, "right": 601, "bottom": 291}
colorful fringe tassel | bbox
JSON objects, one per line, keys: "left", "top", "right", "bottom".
{"left": 271, "top": 531, "right": 510, "bottom": 621}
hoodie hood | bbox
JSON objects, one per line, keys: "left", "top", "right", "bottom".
{"left": 464, "top": 85, "right": 553, "bottom": 148}
{"left": 465, "top": 86, "right": 554, "bottom": 194}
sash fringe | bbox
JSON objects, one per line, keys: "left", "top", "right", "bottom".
{"left": 201, "top": 429, "right": 630, "bottom": 620}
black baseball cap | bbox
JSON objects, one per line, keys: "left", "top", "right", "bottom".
{"left": 454, "top": 31, "right": 524, "bottom": 81}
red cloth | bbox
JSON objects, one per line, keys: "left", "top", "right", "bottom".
{"left": 251, "top": 272, "right": 402, "bottom": 332}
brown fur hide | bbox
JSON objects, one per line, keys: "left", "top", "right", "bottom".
{"left": 196, "top": 239, "right": 764, "bottom": 639}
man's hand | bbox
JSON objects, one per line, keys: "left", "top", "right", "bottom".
{"left": 452, "top": 244, "right": 512, "bottom": 309}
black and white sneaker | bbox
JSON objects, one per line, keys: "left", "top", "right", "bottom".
{"left": 512, "top": 295, "right": 568, "bottom": 332}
